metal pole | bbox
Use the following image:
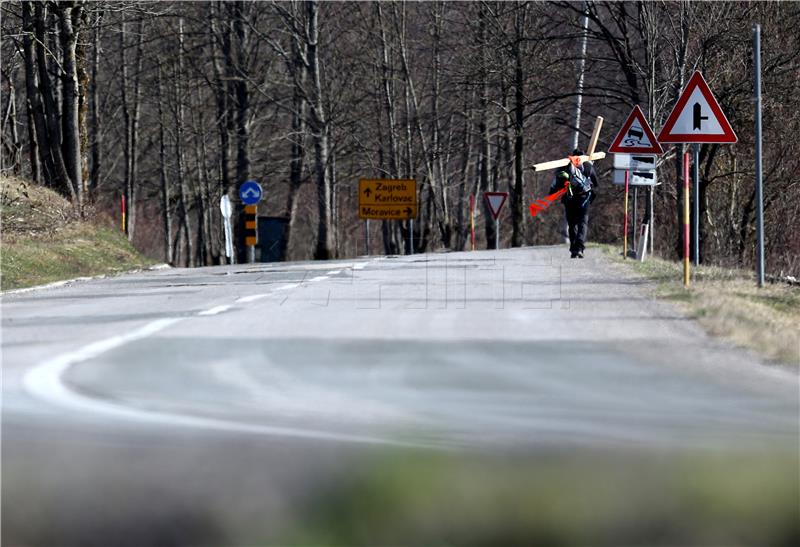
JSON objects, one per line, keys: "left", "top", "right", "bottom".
{"left": 470, "top": 194, "right": 476, "bottom": 251}
{"left": 633, "top": 186, "right": 638, "bottom": 249}
{"left": 692, "top": 143, "right": 700, "bottom": 266}
{"left": 572, "top": 1, "right": 589, "bottom": 150}
{"left": 754, "top": 24, "right": 765, "bottom": 288}
{"left": 684, "top": 152, "right": 691, "bottom": 287}
{"left": 365, "top": 219, "right": 370, "bottom": 256}
{"left": 649, "top": 185, "right": 655, "bottom": 256}
{"left": 409, "top": 219, "right": 414, "bottom": 254}
{"left": 623, "top": 170, "right": 629, "bottom": 259}
{"left": 495, "top": 217, "right": 500, "bottom": 250}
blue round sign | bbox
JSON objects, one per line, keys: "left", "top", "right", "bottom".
{"left": 239, "top": 180, "right": 263, "bottom": 205}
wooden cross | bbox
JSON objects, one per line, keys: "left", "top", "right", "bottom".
{"left": 530, "top": 117, "right": 605, "bottom": 172}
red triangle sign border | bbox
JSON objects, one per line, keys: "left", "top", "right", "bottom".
{"left": 608, "top": 105, "right": 664, "bottom": 154}
{"left": 483, "top": 192, "right": 508, "bottom": 220}
{"left": 657, "top": 71, "right": 737, "bottom": 144}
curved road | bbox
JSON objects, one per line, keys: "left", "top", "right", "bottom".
{"left": 2, "top": 247, "right": 797, "bottom": 545}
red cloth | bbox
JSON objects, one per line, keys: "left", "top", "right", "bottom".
{"left": 529, "top": 183, "right": 568, "bottom": 217}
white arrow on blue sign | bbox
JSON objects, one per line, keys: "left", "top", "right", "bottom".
{"left": 239, "top": 180, "right": 263, "bottom": 205}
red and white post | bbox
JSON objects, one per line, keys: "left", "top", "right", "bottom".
{"left": 683, "top": 152, "right": 691, "bottom": 287}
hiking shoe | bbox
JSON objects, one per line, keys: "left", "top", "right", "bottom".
{"left": 577, "top": 251, "right": 584, "bottom": 259}
{"left": 570, "top": 252, "right": 578, "bottom": 258}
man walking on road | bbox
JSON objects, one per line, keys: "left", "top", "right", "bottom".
{"left": 550, "top": 148, "right": 599, "bottom": 258}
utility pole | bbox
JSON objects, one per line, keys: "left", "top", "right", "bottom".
{"left": 754, "top": 24, "right": 765, "bottom": 287}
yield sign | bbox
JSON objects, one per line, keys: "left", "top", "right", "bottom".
{"left": 483, "top": 192, "right": 508, "bottom": 220}
{"left": 608, "top": 105, "right": 663, "bottom": 154}
{"left": 658, "top": 71, "right": 737, "bottom": 143}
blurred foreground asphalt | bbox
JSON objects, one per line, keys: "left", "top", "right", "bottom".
{"left": 2, "top": 246, "right": 798, "bottom": 546}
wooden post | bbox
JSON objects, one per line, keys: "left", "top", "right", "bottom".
{"left": 586, "top": 116, "right": 603, "bottom": 156}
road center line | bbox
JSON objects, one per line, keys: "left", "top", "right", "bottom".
{"left": 21, "top": 315, "right": 436, "bottom": 449}
{"left": 23, "top": 318, "right": 183, "bottom": 405}
{"left": 327, "top": 270, "right": 341, "bottom": 275}
{"left": 198, "top": 305, "right": 233, "bottom": 316}
{"left": 275, "top": 283, "right": 299, "bottom": 291}
{"left": 235, "top": 294, "right": 271, "bottom": 304}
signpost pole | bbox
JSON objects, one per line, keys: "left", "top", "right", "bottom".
{"left": 365, "top": 219, "right": 370, "bottom": 256}
{"left": 623, "top": 170, "right": 629, "bottom": 259}
{"left": 649, "top": 185, "right": 655, "bottom": 256}
{"left": 409, "top": 219, "right": 414, "bottom": 254}
{"left": 470, "top": 194, "right": 476, "bottom": 251}
{"left": 495, "top": 218, "right": 500, "bottom": 250}
{"left": 754, "top": 24, "right": 765, "bottom": 288}
{"left": 684, "top": 152, "right": 691, "bottom": 287}
{"left": 633, "top": 186, "right": 638, "bottom": 249}
{"left": 692, "top": 143, "right": 700, "bottom": 267}
{"left": 225, "top": 221, "right": 233, "bottom": 264}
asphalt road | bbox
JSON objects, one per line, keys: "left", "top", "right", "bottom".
{"left": 2, "top": 246, "right": 798, "bottom": 545}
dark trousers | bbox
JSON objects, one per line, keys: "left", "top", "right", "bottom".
{"left": 564, "top": 197, "right": 590, "bottom": 254}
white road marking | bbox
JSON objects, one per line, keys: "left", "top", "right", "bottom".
{"left": 353, "top": 263, "right": 367, "bottom": 270}
{"left": 309, "top": 276, "right": 328, "bottom": 282}
{"left": 276, "top": 283, "right": 299, "bottom": 291}
{"left": 327, "top": 270, "right": 341, "bottom": 275}
{"left": 198, "top": 305, "right": 232, "bottom": 316}
{"left": 235, "top": 293, "right": 271, "bottom": 304}
{"left": 23, "top": 318, "right": 183, "bottom": 403}
{"left": 22, "top": 316, "right": 435, "bottom": 449}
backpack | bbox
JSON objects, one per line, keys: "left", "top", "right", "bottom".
{"left": 567, "top": 162, "right": 592, "bottom": 196}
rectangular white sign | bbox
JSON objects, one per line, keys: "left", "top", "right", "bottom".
{"left": 613, "top": 170, "right": 658, "bottom": 186}
{"left": 613, "top": 153, "right": 657, "bottom": 171}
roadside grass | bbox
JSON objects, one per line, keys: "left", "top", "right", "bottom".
{"left": 1, "top": 176, "right": 155, "bottom": 291}
{"left": 599, "top": 244, "right": 800, "bottom": 366}
{"left": 285, "top": 450, "right": 799, "bottom": 546}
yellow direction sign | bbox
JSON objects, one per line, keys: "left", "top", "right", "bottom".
{"left": 358, "top": 179, "right": 417, "bottom": 220}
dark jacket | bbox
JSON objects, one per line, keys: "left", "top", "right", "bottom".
{"left": 549, "top": 161, "right": 599, "bottom": 197}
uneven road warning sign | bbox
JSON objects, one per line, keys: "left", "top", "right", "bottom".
{"left": 658, "top": 71, "right": 737, "bottom": 143}
{"left": 359, "top": 179, "right": 417, "bottom": 220}
{"left": 609, "top": 105, "right": 663, "bottom": 154}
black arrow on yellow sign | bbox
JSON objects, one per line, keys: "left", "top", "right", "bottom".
{"left": 363, "top": 187, "right": 372, "bottom": 197}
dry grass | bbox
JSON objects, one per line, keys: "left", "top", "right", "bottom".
{"left": 602, "top": 245, "right": 800, "bottom": 366}
{"left": 1, "top": 176, "right": 154, "bottom": 290}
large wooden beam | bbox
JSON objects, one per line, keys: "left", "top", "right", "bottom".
{"left": 531, "top": 152, "right": 606, "bottom": 172}
{"left": 586, "top": 116, "right": 603, "bottom": 156}
{"left": 529, "top": 116, "right": 606, "bottom": 171}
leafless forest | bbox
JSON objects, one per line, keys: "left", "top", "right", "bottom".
{"left": 1, "top": 1, "right": 798, "bottom": 275}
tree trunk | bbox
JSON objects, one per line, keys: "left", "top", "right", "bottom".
{"left": 307, "top": 0, "right": 334, "bottom": 260}
{"left": 174, "top": 17, "right": 194, "bottom": 267}
{"left": 88, "top": 17, "right": 101, "bottom": 198}
{"left": 157, "top": 63, "right": 174, "bottom": 265}
{"left": 511, "top": 7, "right": 526, "bottom": 247}
{"left": 478, "top": 5, "right": 495, "bottom": 249}
{"left": 21, "top": 3, "right": 43, "bottom": 185}
{"left": 283, "top": 28, "right": 307, "bottom": 261}
{"left": 119, "top": 21, "right": 133, "bottom": 237}
{"left": 58, "top": 3, "right": 82, "bottom": 209}
{"left": 34, "top": 3, "right": 72, "bottom": 197}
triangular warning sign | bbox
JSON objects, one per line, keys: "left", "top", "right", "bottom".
{"left": 608, "top": 105, "right": 663, "bottom": 154}
{"left": 658, "top": 71, "right": 737, "bottom": 144}
{"left": 483, "top": 192, "right": 508, "bottom": 220}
